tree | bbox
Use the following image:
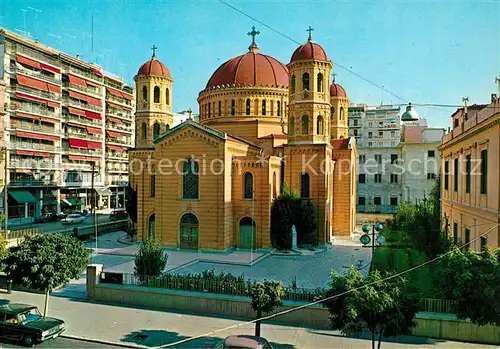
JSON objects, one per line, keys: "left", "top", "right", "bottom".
{"left": 134, "top": 239, "right": 168, "bottom": 281}
{"left": 296, "top": 199, "right": 318, "bottom": 246}
{"left": 435, "top": 247, "right": 500, "bottom": 326}
{"left": 323, "top": 267, "right": 419, "bottom": 349}
{"left": 0, "top": 234, "right": 7, "bottom": 271}
{"left": 3, "top": 234, "right": 91, "bottom": 316}
{"left": 248, "top": 280, "right": 285, "bottom": 337}
{"left": 125, "top": 184, "right": 138, "bottom": 223}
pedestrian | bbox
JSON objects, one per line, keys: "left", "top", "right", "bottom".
{"left": 72, "top": 227, "right": 78, "bottom": 238}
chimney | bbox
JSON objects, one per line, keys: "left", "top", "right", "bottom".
{"left": 491, "top": 93, "right": 497, "bottom": 103}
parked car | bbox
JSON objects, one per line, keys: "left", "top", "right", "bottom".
{"left": 211, "top": 335, "right": 274, "bottom": 349}
{"left": 33, "top": 213, "right": 58, "bottom": 224}
{"left": 109, "top": 209, "right": 128, "bottom": 221}
{"left": 61, "top": 213, "right": 85, "bottom": 225}
{"left": 0, "top": 303, "right": 66, "bottom": 346}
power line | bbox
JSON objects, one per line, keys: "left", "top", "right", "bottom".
{"left": 217, "top": 0, "right": 408, "bottom": 103}
{"left": 157, "top": 223, "right": 499, "bottom": 348}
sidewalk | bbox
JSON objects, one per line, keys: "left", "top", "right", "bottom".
{"left": 2, "top": 291, "right": 495, "bottom": 349}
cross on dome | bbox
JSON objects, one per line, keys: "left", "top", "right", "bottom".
{"left": 306, "top": 26, "right": 314, "bottom": 41}
{"left": 151, "top": 45, "right": 158, "bottom": 58}
{"left": 332, "top": 72, "right": 337, "bottom": 82}
{"left": 247, "top": 26, "right": 260, "bottom": 52}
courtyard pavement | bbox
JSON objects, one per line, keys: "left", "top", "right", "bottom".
{"left": 52, "top": 231, "right": 371, "bottom": 298}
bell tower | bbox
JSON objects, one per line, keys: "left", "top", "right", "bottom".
{"left": 329, "top": 73, "right": 349, "bottom": 140}
{"left": 287, "top": 27, "right": 332, "bottom": 145}
{"left": 134, "top": 45, "right": 174, "bottom": 148}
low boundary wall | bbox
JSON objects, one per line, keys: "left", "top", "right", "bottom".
{"left": 86, "top": 265, "right": 500, "bottom": 345}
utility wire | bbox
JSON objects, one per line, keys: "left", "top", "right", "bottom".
{"left": 157, "top": 223, "right": 500, "bottom": 348}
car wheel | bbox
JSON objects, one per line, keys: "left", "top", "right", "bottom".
{"left": 22, "top": 334, "right": 34, "bottom": 347}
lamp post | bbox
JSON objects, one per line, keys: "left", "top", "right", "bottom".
{"left": 0, "top": 147, "right": 7, "bottom": 238}
{"left": 360, "top": 222, "right": 385, "bottom": 254}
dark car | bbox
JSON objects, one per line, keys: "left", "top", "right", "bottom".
{"left": 109, "top": 209, "right": 129, "bottom": 221}
{"left": 0, "top": 303, "right": 66, "bottom": 346}
{"left": 34, "top": 213, "right": 58, "bottom": 224}
{"left": 211, "top": 335, "right": 274, "bottom": 349}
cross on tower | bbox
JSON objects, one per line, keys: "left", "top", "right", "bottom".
{"left": 332, "top": 72, "right": 337, "bottom": 83}
{"left": 247, "top": 26, "right": 260, "bottom": 46}
{"left": 495, "top": 76, "right": 500, "bottom": 96}
{"left": 306, "top": 26, "right": 314, "bottom": 41}
{"left": 151, "top": 45, "right": 158, "bottom": 57}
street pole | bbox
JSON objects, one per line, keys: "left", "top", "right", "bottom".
{"left": 2, "top": 148, "right": 8, "bottom": 237}
{"left": 91, "top": 162, "right": 97, "bottom": 260}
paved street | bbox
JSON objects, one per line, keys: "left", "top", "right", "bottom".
{"left": 1, "top": 291, "right": 496, "bottom": 349}
{"left": 8, "top": 213, "right": 113, "bottom": 233}
{"left": 1, "top": 337, "right": 126, "bottom": 348}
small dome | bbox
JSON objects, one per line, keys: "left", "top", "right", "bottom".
{"left": 136, "top": 51, "right": 171, "bottom": 78}
{"left": 401, "top": 103, "right": 420, "bottom": 122}
{"left": 206, "top": 50, "right": 288, "bottom": 89}
{"left": 330, "top": 83, "right": 347, "bottom": 98}
{"left": 290, "top": 40, "right": 328, "bottom": 63}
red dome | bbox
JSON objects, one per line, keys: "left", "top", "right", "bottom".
{"left": 137, "top": 57, "right": 171, "bottom": 78}
{"left": 330, "top": 83, "right": 347, "bottom": 97}
{"left": 290, "top": 41, "right": 328, "bottom": 63}
{"left": 206, "top": 51, "right": 288, "bottom": 89}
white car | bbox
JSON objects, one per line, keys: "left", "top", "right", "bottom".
{"left": 61, "top": 213, "right": 85, "bottom": 225}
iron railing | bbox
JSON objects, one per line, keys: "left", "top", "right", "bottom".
{"left": 9, "top": 142, "right": 59, "bottom": 152}
{"left": 63, "top": 83, "right": 103, "bottom": 98}
{"left": 106, "top": 94, "right": 133, "bottom": 107}
{"left": 68, "top": 66, "right": 103, "bottom": 84}
{"left": 13, "top": 85, "right": 61, "bottom": 101}
{"left": 63, "top": 96, "right": 103, "bottom": 112}
{"left": 9, "top": 179, "right": 59, "bottom": 187}
{"left": 9, "top": 64, "right": 62, "bottom": 84}
{"left": 12, "top": 102, "right": 60, "bottom": 118}
{"left": 64, "top": 114, "right": 102, "bottom": 127}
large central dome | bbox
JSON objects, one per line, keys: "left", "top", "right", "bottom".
{"left": 205, "top": 49, "right": 289, "bottom": 89}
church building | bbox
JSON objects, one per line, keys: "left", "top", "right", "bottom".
{"left": 129, "top": 28, "right": 357, "bottom": 250}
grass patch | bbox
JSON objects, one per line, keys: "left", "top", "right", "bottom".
{"left": 371, "top": 246, "right": 435, "bottom": 297}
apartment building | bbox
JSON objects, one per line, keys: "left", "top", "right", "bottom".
{"left": 440, "top": 94, "right": 500, "bottom": 250}
{"left": 349, "top": 104, "right": 444, "bottom": 213}
{"left": 0, "top": 29, "right": 134, "bottom": 224}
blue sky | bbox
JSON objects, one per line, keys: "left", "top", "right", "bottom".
{"left": 1, "top": 0, "right": 498, "bottom": 128}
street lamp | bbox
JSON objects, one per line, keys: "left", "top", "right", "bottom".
{"left": 0, "top": 147, "right": 8, "bottom": 238}
{"left": 360, "top": 222, "right": 385, "bottom": 254}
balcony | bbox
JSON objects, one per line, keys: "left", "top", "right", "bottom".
{"left": 14, "top": 44, "right": 59, "bottom": 67}
{"left": 64, "top": 114, "right": 102, "bottom": 127}
{"left": 106, "top": 123, "right": 133, "bottom": 134}
{"left": 109, "top": 179, "right": 129, "bottom": 186}
{"left": 66, "top": 130, "right": 103, "bottom": 141}
{"left": 62, "top": 162, "right": 93, "bottom": 170}
{"left": 63, "top": 96, "right": 102, "bottom": 112}
{"left": 9, "top": 158, "right": 60, "bottom": 170}
{"left": 63, "top": 82, "right": 103, "bottom": 99}
{"left": 9, "top": 142, "right": 59, "bottom": 152}
{"left": 9, "top": 64, "right": 61, "bottom": 84}
{"left": 106, "top": 94, "right": 133, "bottom": 108}
{"left": 68, "top": 66, "right": 103, "bottom": 84}
{"left": 65, "top": 147, "right": 102, "bottom": 156}
{"left": 106, "top": 152, "right": 128, "bottom": 160}
{"left": 10, "top": 122, "right": 60, "bottom": 136}
{"left": 9, "top": 179, "right": 59, "bottom": 187}
{"left": 12, "top": 84, "right": 61, "bottom": 101}
{"left": 106, "top": 167, "right": 128, "bottom": 174}
{"left": 10, "top": 102, "right": 61, "bottom": 119}
{"left": 106, "top": 137, "right": 133, "bottom": 147}
{"left": 106, "top": 108, "right": 133, "bottom": 121}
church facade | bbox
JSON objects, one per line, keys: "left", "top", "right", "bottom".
{"left": 129, "top": 29, "right": 357, "bottom": 250}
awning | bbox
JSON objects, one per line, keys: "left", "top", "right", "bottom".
{"left": 107, "top": 117, "right": 122, "bottom": 124}
{"left": 106, "top": 87, "right": 123, "bottom": 98}
{"left": 40, "top": 116, "right": 58, "bottom": 124}
{"left": 47, "top": 101, "right": 60, "bottom": 108}
{"left": 68, "top": 155, "right": 87, "bottom": 161}
{"left": 9, "top": 191, "right": 38, "bottom": 204}
{"left": 86, "top": 140, "right": 102, "bottom": 150}
{"left": 69, "top": 90, "right": 87, "bottom": 101}
{"left": 15, "top": 111, "right": 39, "bottom": 121}
{"left": 91, "top": 68, "right": 103, "bottom": 77}
{"left": 107, "top": 144, "right": 125, "bottom": 151}
{"left": 40, "top": 63, "right": 60, "bottom": 74}
{"left": 16, "top": 150, "right": 33, "bottom": 156}
{"left": 16, "top": 55, "right": 41, "bottom": 69}
{"left": 68, "top": 138, "right": 88, "bottom": 148}
{"left": 46, "top": 82, "right": 61, "bottom": 94}
{"left": 16, "top": 92, "right": 47, "bottom": 104}
{"left": 31, "top": 151, "right": 49, "bottom": 157}
{"left": 16, "top": 130, "right": 59, "bottom": 141}
{"left": 65, "top": 197, "right": 81, "bottom": 206}
{"left": 86, "top": 95, "right": 102, "bottom": 107}
{"left": 68, "top": 107, "right": 86, "bottom": 117}
{"left": 86, "top": 126, "right": 102, "bottom": 134}
{"left": 67, "top": 122, "right": 86, "bottom": 129}
{"left": 68, "top": 74, "right": 87, "bottom": 88}
{"left": 95, "top": 188, "right": 112, "bottom": 196}
{"left": 106, "top": 101, "right": 124, "bottom": 110}
{"left": 85, "top": 110, "right": 102, "bottom": 120}
{"left": 61, "top": 198, "right": 72, "bottom": 206}
{"left": 106, "top": 130, "right": 122, "bottom": 138}
{"left": 17, "top": 74, "right": 48, "bottom": 91}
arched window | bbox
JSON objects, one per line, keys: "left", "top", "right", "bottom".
{"left": 208, "top": 103, "right": 211, "bottom": 118}
{"left": 272, "top": 172, "right": 277, "bottom": 199}
{"left": 277, "top": 101, "right": 281, "bottom": 117}
{"left": 183, "top": 158, "right": 199, "bottom": 199}
{"left": 141, "top": 122, "right": 147, "bottom": 139}
{"left": 330, "top": 106, "right": 335, "bottom": 120}
{"left": 301, "top": 115, "right": 309, "bottom": 134}
{"left": 153, "top": 122, "right": 160, "bottom": 138}
{"left": 148, "top": 214, "right": 155, "bottom": 239}
{"left": 166, "top": 124, "right": 170, "bottom": 131}
{"left": 142, "top": 86, "right": 148, "bottom": 102}
{"left": 300, "top": 173, "right": 310, "bottom": 198}
{"left": 218, "top": 101, "right": 221, "bottom": 116}
{"left": 262, "top": 100, "right": 266, "bottom": 116}
{"left": 302, "top": 73, "right": 310, "bottom": 91}
{"left": 317, "top": 73, "right": 323, "bottom": 92}
{"left": 165, "top": 88, "right": 170, "bottom": 105}
{"left": 246, "top": 99, "right": 251, "bottom": 115}
{"left": 289, "top": 117, "right": 294, "bottom": 136}
{"left": 317, "top": 115, "right": 324, "bottom": 135}
{"left": 231, "top": 100, "right": 235, "bottom": 116}
{"left": 340, "top": 107, "right": 344, "bottom": 120}
{"left": 153, "top": 86, "right": 160, "bottom": 103}
{"left": 291, "top": 75, "right": 296, "bottom": 94}
{"left": 243, "top": 172, "right": 253, "bottom": 199}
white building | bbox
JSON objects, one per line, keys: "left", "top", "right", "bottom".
{"left": 349, "top": 104, "right": 445, "bottom": 213}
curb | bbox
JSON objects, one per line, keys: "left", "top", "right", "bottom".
{"left": 61, "top": 334, "right": 147, "bottom": 348}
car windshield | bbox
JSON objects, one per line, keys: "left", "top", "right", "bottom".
{"left": 18, "top": 308, "right": 42, "bottom": 325}
{"left": 68, "top": 214, "right": 81, "bottom": 218}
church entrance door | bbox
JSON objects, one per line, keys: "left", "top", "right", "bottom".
{"left": 239, "top": 217, "right": 256, "bottom": 249}
{"left": 179, "top": 213, "right": 198, "bottom": 250}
